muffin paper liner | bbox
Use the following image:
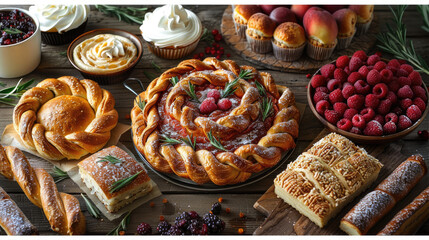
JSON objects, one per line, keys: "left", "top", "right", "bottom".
{"left": 336, "top": 29, "right": 356, "bottom": 50}
{"left": 246, "top": 34, "right": 272, "bottom": 54}
{"left": 306, "top": 41, "right": 337, "bottom": 61}
{"left": 355, "top": 17, "right": 372, "bottom": 36}
{"left": 41, "top": 20, "right": 87, "bottom": 45}
{"left": 145, "top": 37, "right": 200, "bottom": 60}
{"left": 272, "top": 42, "right": 306, "bottom": 62}
{"left": 233, "top": 20, "right": 247, "bottom": 39}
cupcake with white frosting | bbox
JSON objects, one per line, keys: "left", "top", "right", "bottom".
{"left": 29, "top": 4, "right": 90, "bottom": 45}
{"left": 140, "top": 4, "right": 203, "bottom": 59}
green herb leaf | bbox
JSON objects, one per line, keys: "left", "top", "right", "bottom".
{"left": 97, "top": 155, "right": 122, "bottom": 165}
{"left": 151, "top": 60, "right": 162, "bottom": 73}
{"left": 59, "top": 51, "right": 67, "bottom": 57}
{"left": 0, "top": 82, "right": 5, "bottom": 87}
{"left": 107, "top": 211, "right": 132, "bottom": 235}
{"left": 181, "top": 134, "right": 197, "bottom": 151}
{"left": 221, "top": 69, "right": 254, "bottom": 98}
{"left": 135, "top": 95, "right": 146, "bottom": 111}
{"left": 50, "top": 166, "right": 69, "bottom": 183}
{"left": 170, "top": 76, "right": 179, "bottom": 86}
{"left": 109, "top": 171, "right": 143, "bottom": 193}
{"left": 160, "top": 134, "right": 183, "bottom": 145}
{"left": 160, "top": 134, "right": 197, "bottom": 150}
{"left": 184, "top": 81, "right": 200, "bottom": 103}
{"left": 207, "top": 130, "right": 227, "bottom": 151}
{"left": 81, "top": 193, "right": 101, "bottom": 219}
{"left": 260, "top": 97, "right": 273, "bottom": 121}
{"left": 200, "top": 28, "right": 214, "bottom": 44}
{"left": 95, "top": 5, "right": 148, "bottom": 24}
{"left": 255, "top": 80, "right": 266, "bottom": 97}
{"left": 143, "top": 71, "right": 158, "bottom": 80}
{"left": 2, "top": 27, "right": 23, "bottom": 34}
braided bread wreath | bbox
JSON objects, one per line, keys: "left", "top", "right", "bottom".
{"left": 131, "top": 58, "right": 300, "bottom": 185}
{"left": 13, "top": 76, "right": 118, "bottom": 160}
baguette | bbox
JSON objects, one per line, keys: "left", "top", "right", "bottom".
{"left": 0, "top": 186, "right": 38, "bottom": 235}
{"left": 378, "top": 186, "right": 429, "bottom": 235}
{"left": 340, "top": 155, "right": 427, "bottom": 235}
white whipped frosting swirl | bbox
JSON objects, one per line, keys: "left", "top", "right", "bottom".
{"left": 29, "top": 5, "right": 90, "bottom": 33}
{"left": 140, "top": 5, "right": 202, "bottom": 48}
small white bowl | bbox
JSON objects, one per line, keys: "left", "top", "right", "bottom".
{"left": 0, "top": 8, "right": 41, "bottom": 78}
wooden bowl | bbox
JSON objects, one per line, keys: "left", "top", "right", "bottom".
{"left": 67, "top": 28, "right": 143, "bottom": 85}
{"left": 307, "top": 62, "right": 429, "bottom": 144}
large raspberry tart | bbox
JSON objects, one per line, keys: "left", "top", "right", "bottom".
{"left": 131, "top": 58, "right": 299, "bottom": 185}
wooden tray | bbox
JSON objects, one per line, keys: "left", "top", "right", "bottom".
{"left": 253, "top": 129, "right": 429, "bottom": 235}
{"left": 221, "top": 6, "right": 379, "bottom": 73}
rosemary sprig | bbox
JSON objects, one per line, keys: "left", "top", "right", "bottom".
{"left": 97, "top": 155, "right": 122, "bottom": 164}
{"left": 200, "top": 28, "right": 214, "bottom": 44}
{"left": 376, "top": 5, "right": 429, "bottom": 75}
{"left": 181, "top": 134, "right": 197, "bottom": 151}
{"left": 260, "top": 97, "right": 273, "bottom": 121}
{"left": 184, "top": 81, "right": 200, "bottom": 103}
{"left": 0, "top": 79, "right": 35, "bottom": 106}
{"left": 151, "top": 60, "right": 162, "bottom": 73}
{"left": 81, "top": 193, "right": 101, "bottom": 219}
{"left": 221, "top": 69, "right": 254, "bottom": 98}
{"left": 143, "top": 71, "right": 158, "bottom": 80}
{"left": 160, "top": 134, "right": 183, "bottom": 145}
{"left": 170, "top": 76, "right": 179, "bottom": 86}
{"left": 135, "top": 95, "right": 145, "bottom": 111}
{"left": 2, "top": 27, "right": 23, "bottom": 34}
{"left": 207, "top": 130, "right": 227, "bottom": 151}
{"left": 417, "top": 5, "right": 429, "bottom": 32}
{"left": 95, "top": 5, "right": 148, "bottom": 24}
{"left": 107, "top": 211, "right": 132, "bottom": 235}
{"left": 50, "top": 166, "right": 69, "bottom": 183}
{"left": 59, "top": 51, "right": 67, "bottom": 57}
{"left": 109, "top": 171, "right": 143, "bottom": 193}
{"left": 160, "top": 134, "right": 197, "bottom": 150}
{"left": 255, "top": 80, "right": 266, "bottom": 96}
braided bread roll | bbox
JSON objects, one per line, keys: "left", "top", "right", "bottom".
{"left": 0, "top": 144, "right": 86, "bottom": 235}
{"left": 13, "top": 76, "right": 118, "bottom": 160}
{"left": 131, "top": 58, "right": 299, "bottom": 185}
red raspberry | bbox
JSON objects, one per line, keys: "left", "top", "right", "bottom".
{"left": 349, "top": 56, "right": 363, "bottom": 72}
{"left": 388, "top": 80, "right": 401, "bottom": 93}
{"left": 398, "top": 59, "right": 407, "bottom": 64}
{"left": 383, "top": 121, "right": 397, "bottom": 135}
{"left": 413, "top": 97, "right": 426, "bottom": 112}
{"left": 374, "top": 114, "right": 385, "bottom": 125}
{"left": 398, "top": 115, "right": 413, "bottom": 130}
{"left": 375, "top": 51, "right": 382, "bottom": 57}
{"left": 388, "top": 59, "right": 401, "bottom": 69}
{"left": 347, "top": 94, "right": 364, "bottom": 110}
{"left": 200, "top": 97, "right": 218, "bottom": 114}
{"left": 385, "top": 112, "right": 399, "bottom": 124}
{"left": 214, "top": 34, "right": 222, "bottom": 42}
{"left": 329, "top": 89, "right": 344, "bottom": 104}
{"left": 392, "top": 106, "right": 403, "bottom": 116}
{"left": 397, "top": 85, "right": 414, "bottom": 99}
{"left": 350, "top": 127, "right": 362, "bottom": 134}
{"left": 400, "top": 98, "right": 413, "bottom": 110}
{"left": 311, "top": 75, "right": 327, "bottom": 88}
{"left": 367, "top": 65, "right": 374, "bottom": 70}
{"left": 337, "top": 118, "right": 353, "bottom": 131}
{"left": 373, "top": 83, "right": 389, "bottom": 99}
{"left": 344, "top": 66, "right": 351, "bottom": 75}
{"left": 306, "top": 73, "right": 311, "bottom": 78}
{"left": 366, "top": 69, "right": 381, "bottom": 85}
{"left": 367, "top": 54, "right": 381, "bottom": 66}
{"left": 352, "top": 114, "right": 366, "bottom": 129}
{"left": 380, "top": 69, "right": 393, "bottom": 83}
{"left": 316, "top": 100, "right": 330, "bottom": 115}
{"left": 365, "top": 94, "right": 380, "bottom": 109}
{"left": 352, "top": 50, "right": 368, "bottom": 62}
{"left": 334, "top": 68, "right": 348, "bottom": 82}
{"left": 342, "top": 84, "right": 356, "bottom": 99}
{"left": 387, "top": 66, "right": 398, "bottom": 75}
{"left": 212, "top": 29, "right": 219, "bottom": 36}
{"left": 360, "top": 108, "right": 376, "bottom": 122}
{"left": 354, "top": 80, "right": 371, "bottom": 95}
{"left": 327, "top": 79, "right": 342, "bottom": 91}
{"left": 398, "top": 76, "right": 411, "bottom": 87}
{"left": 418, "top": 130, "right": 429, "bottom": 140}
{"left": 408, "top": 71, "right": 422, "bottom": 86}
{"left": 315, "top": 86, "right": 329, "bottom": 93}
{"left": 386, "top": 91, "right": 398, "bottom": 104}
{"left": 217, "top": 98, "right": 232, "bottom": 110}
{"left": 344, "top": 108, "right": 358, "bottom": 120}
{"left": 324, "top": 110, "right": 341, "bottom": 124}
{"left": 358, "top": 65, "right": 370, "bottom": 78}
{"left": 411, "top": 85, "right": 427, "bottom": 102}
{"left": 406, "top": 105, "right": 422, "bottom": 122}
{"left": 333, "top": 102, "right": 348, "bottom": 116}
{"left": 400, "top": 64, "right": 414, "bottom": 74}
{"left": 313, "top": 91, "right": 329, "bottom": 103}
{"left": 374, "top": 61, "right": 387, "bottom": 71}
{"left": 336, "top": 55, "right": 350, "bottom": 69}
{"left": 320, "top": 63, "right": 335, "bottom": 78}
{"left": 207, "top": 89, "right": 221, "bottom": 102}
{"left": 377, "top": 99, "right": 392, "bottom": 115}
{"left": 347, "top": 72, "right": 362, "bottom": 84}
{"left": 396, "top": 68, "right": 409, "bottom": 77}
{"left": 364, "top": 120, "right": 383, "bottom": 136}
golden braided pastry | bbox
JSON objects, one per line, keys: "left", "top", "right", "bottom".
{"left": 131, "top": 58, "right": 299, "bottom": 185}
{"left": 13, "top": 76, "right": 118, "bottom": 160}
{"left": 0, "top": 144, "right": 86, "bottom": 235}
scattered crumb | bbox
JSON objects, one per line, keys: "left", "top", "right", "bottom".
{"left": 159, "top": 215, "right": 165, "bottom": 221}
{"left": 125, "top": 114, "right": 130, "bottom": 119}
{"left": 119, "top": 230, "right": 125, "bottom": 235}
{"left": 225, "top": 208, "right": 231, "bottom": 213}
{"left": 150, "top": 202, "right": 155, "bottom": 207}
{"left": 218, "top": 197, "right": 223, "bottom": 203}
{"left": 162, "top": 198, "right": 168, "bottom": 204}
{"left": 238, "top": 228, "right": 244, "bottom": 234}
{"left": 239, "top": 212, "right": 245, "bottom": 218}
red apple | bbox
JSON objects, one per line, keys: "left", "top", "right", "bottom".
{"left": 303, "top": 7, "right": 338, "bottom": 44}
{"left": 259, "top": 5, "right": 278, "bottom": 15}
{"left": 349, "top": 5, "right": 374, "bottom": 22}
{"left": 269, "top": 7, "right": 297, "bottom": 25}
{"left": 322, "top": 5, "right": 347, "bottom": 14}
{"left": 333, "top": 8, "right": 357, "bottom": 35}
{"left": 291, "top": 5, "right": 313, "bottom": 22}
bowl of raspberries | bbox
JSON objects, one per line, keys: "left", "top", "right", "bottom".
{"left": 307, "top": 50, "right": 428, "bottom": 143}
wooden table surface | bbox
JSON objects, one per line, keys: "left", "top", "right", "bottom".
{"left": 0, "top": 5, "right": 428, "bottom": 235}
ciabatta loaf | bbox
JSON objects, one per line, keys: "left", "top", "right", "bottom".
{"left": 274, "top": 133, "right": 383, "bottom": 228}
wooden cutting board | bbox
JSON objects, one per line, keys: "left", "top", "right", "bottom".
{"left": 253, "top": 129, "right": 429, "bottom": 235}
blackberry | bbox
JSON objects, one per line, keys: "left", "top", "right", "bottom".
{"left": 157, "top": 221, "right": 171, "bottom": 235}
{"left": 210, "top": 202, "right": 222, "bottom": 215}
{"left": 202, "top": 213, "right": 225, "bottom": 234}
{"left": 175, "top": 212, "right": 191, "bottom": 229}
{"left": 136, "top": 222, "right": 152, "bottom": 235}
{"left": 188, "top": 210, "right": 200, "bottom": 219}
{"left": 186, "top": 219, "right": 207, "bottom": 235}
{"left": 166, "top": 225, "right": 183, "bottom": 235}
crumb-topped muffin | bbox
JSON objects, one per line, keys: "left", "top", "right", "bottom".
{"left": 232, "top": 5, "right": 261, "bottom": 39}
{"left": 333, "top": 8, "right": 357, "bottom": 49}
{"left": 245, "top": 13, "right": 276, "bottom": 53}
{"left": 272, "top": 22, "right": 306, "bottom": 61}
